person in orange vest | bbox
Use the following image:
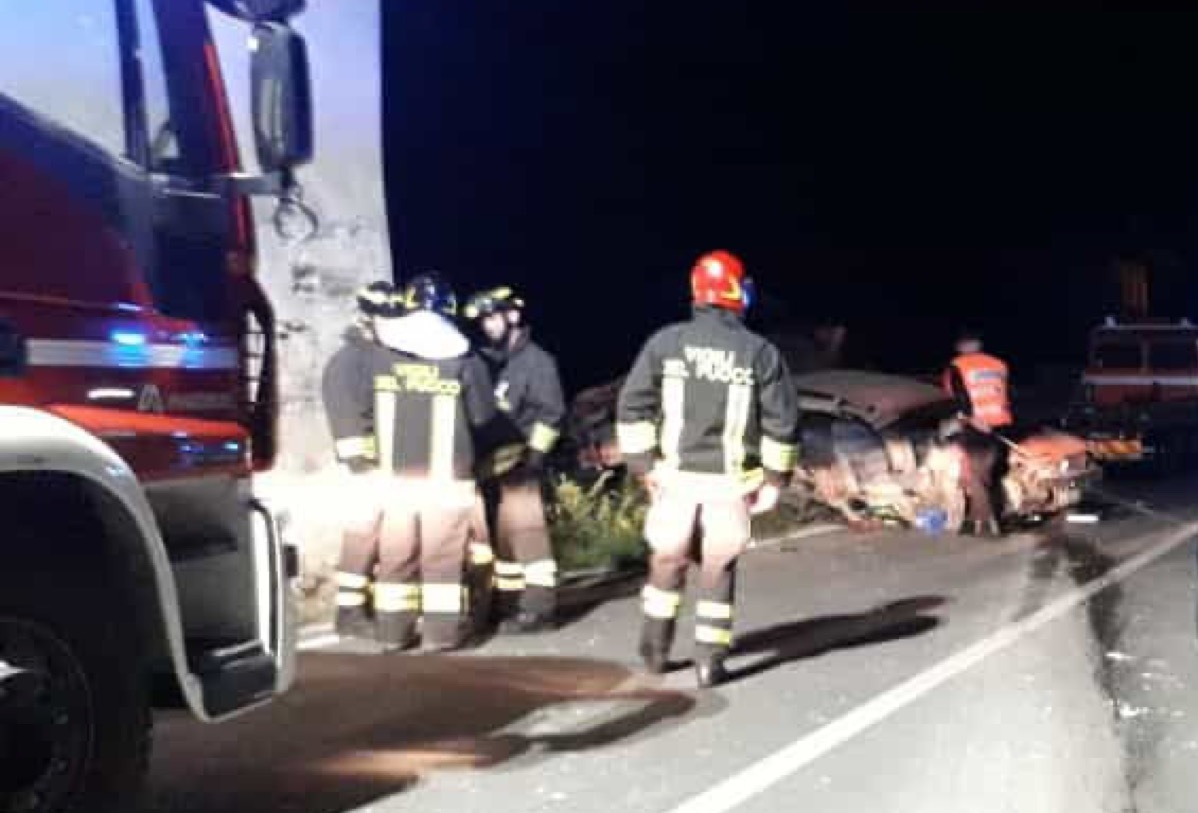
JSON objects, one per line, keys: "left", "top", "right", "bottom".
{"left": 942, "top": 330, "right": 1012, "bottom": 537}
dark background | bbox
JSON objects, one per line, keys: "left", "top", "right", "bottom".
{"left": 382, "top": 6, "right": 1198, "bottom": 393}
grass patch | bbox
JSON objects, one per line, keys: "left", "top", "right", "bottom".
{"left": 548, "top": 471, "right": 649, "bottom": 572}
{"left": 547, "top": 473, "right": 833, "bottom": 571}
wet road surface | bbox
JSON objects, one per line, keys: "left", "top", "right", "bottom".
{"left": 147, "top": 475, "right": 1198, "bottom": 813}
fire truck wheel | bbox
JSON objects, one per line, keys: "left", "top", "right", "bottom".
{"left": 0, "top": 567, "right": 151, "bottom": 813}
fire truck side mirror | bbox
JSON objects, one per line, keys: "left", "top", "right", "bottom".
{"left": 250, "top": 23, "right": 313, "bottom": 173}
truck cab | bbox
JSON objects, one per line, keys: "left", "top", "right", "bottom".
{"left": 1066, "top": 317, "right": 1198, "bottom": 464}
{"left": 0, "top": 1, "right": 311, "bottom": 810}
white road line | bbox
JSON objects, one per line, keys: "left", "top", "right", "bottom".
{"left": 663, "top": 521, "right": 1198, "bottom": 813}
{"left": 297, "top": 633, "right": 341, "bottom": 651}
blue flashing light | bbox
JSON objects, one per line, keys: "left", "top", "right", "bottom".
{"left": 111, "top": 330, "right": 147, "bottom": 347}
{"left": 224, "top": 441, "right": 242, "bottom": 452}
{"left": 178, "top": 331, "right": 210, "bottom": 346}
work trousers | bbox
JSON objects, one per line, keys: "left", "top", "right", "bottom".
{"left": 483, "top": 472, "right": 558, "bottom": 619}
{"left": 334, "top": 472, "right": 383, "bottom": 624}
{"left": 334, "top": 474, "right": 474, "bottom": 648}
{"left": 959, "top": 427, "right": 1000, "bottom": 525}
{"left": 375, "top": 501, "right": 473, "bottom": 648}
{"left": 640, "top": 473, "right": 752, "bottom": 660}
{"left": 465, "top": 491, "right": 496, "bottom": 632}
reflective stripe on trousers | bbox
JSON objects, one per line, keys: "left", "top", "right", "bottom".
{"left": 374, "top": 582, "right": 421, "bottom": 613}
{"left": 469, "top": 542, "right": 495, "bottom": 566}
{"left": 494, "top": 560, "right": 526, "bottom": 592}
{"left": 335, "top": 570, "right": 370, "bottom": 607}
{"left": 524, "top": 559, "right": 558, "bottom": 588}
{"left": 422, "top": 583, "right": 466, "bottom": 614}
{"left": 695, "top": 600, "right": 735, "bottom": 647}
{"left": 642, "top": 584, "right": 683, "bottom": 620}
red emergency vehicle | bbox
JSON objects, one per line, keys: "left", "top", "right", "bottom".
{"left": 0, "top": 1, "right": 311, "bottom": 810}
{"left": 1066, "top": 316, "right": 1198, "bottom": 464}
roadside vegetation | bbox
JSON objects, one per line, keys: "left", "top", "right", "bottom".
{"left": 547, "top": 469, "right": 819, "bottom": 573}
{"left": 548, "top": 471, "right": 649, "bottom": 571}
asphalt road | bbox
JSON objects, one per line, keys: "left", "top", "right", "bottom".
{"left": 147, "top": 474, "right": 1198, "bottom": 813}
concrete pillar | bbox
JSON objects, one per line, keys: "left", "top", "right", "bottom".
{"left": 210, "top": 1, "right": 392, "bottom": 617}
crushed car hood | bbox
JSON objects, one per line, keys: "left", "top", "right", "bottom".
{"left": 794, "top": 370, "right": 953, "bottom": 430}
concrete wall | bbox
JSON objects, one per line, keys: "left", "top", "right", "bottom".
{"left": 210, "top": 1, "right": 391, "bottom": 614}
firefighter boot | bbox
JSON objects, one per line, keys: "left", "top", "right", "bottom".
{"left": 376, "top": 611, "right": 419, "bottom": 653}
{"left": 334, "top": 573, "right": 375, "bottom": 640}
{"left": 695, "top": 644, "right": 730, "bottom": 689}
{"left": 500, "top": 559, "right": 558, "bottom": 634}
{"left": 638, "top": 617, "right": 676, "bottom": 675}
{"left": 466, "top": 544, "right": 496, "bottom": 639}
{"left": 500, "top": 610, "right": 556, "bottom": 635}
{"left": 422, "top": 617, "right": 467, "bottom": 653}
{"left": 335, "top": 605, "right": 374, "bottom": 641}
{"left": 491, "top": 560, "right": 525, "bottom": 626}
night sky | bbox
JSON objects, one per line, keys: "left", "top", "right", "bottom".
{"left": 382, "top": 7, "right": 1198, "bottom": 393}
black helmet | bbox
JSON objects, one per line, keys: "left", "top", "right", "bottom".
{"left": 401, "top": 272, "right": 457, "bottom": 317}
{"left": 355, "top": 280, "right": 404, "bottom": 318}
{"left": 462, "top": 286, "right": 523, "bottom": 320}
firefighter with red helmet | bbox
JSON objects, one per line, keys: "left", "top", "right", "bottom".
{"left": 324, "top": 280, "right": 403, "bottom": 639}
{"left": 463, "top": 285, "right": 567, "bottom": 633}
{"left": 942, "top": 330, "right": 1012, "bottom": 537}
{"left": 326, "top": 272, "right": 517, "bottom": 650}
{"left": 617, "top": 250, "right": 800, "bottom": 687}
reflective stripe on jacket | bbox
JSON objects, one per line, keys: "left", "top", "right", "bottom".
{"left": 490, "top": 330, "right": 566, "bottom": 455}
{"left": 324, "top": 320, "right": 517, "bottom": 480}
{"left": 322, "top": 330, "right": 378, "bottom": 466}
{"left": 616, "top": 307, "right": 800, "bottom": 488}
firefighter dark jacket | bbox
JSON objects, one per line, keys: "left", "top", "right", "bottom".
{"left": 616, "top": 306, "right": 800, "bottom": 489}
{"left": 483, "top": 328, "right": 566, "bottom": 457}
{"left": 322, "top": 327, "right": 376, "bottom": 468}
{"left": 322, "top": 311, "right": 516, "bottom": 481}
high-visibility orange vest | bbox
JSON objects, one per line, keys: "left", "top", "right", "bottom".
{"left": 943, "top": 352, "right": 1012, "bottom": 428}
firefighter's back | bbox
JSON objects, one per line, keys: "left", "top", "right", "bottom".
{"left": 629, "top": 307, "right": 782, "bottom": 484}
{"left": 374, "top": 347, "right": 482, "bottom": 485}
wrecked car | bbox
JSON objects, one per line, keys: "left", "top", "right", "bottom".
{"left": 566, "top": 369, "right": 1099, "bottom": 533}
{"left": 793, "top": 371, "right": 1100, "bottom": 531}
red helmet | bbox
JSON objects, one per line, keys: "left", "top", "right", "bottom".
{"left": 690, "top": 250, "right": 748, "bottom": 312}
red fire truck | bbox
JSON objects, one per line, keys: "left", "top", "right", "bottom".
{"left": 1064, "top": 316, "right": 1198, "bottom": 466}
{"left": 0, "top": 1, "right": 311, "bottom": 810}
